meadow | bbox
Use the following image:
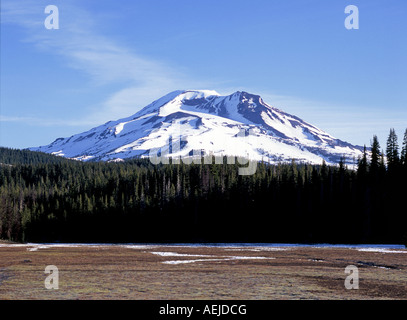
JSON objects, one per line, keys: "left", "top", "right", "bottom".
{"left": 1, "top": 243, "right": 406, "bottom": 300}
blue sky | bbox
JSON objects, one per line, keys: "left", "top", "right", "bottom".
{"left": 1, "top": 0, "right": 406, "bottom": 150}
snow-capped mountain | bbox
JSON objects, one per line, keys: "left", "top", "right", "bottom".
{"left": 30, "top": 90, "right": 364, "bottom": 166}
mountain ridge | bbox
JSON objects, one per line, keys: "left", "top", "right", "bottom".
{"left": 29, "top": 90, "right": 365, "bottom": 166}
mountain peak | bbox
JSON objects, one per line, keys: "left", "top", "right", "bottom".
{"left": 30, "top": 89, "right": 364, "bottom": 166}
{"left": 165, "top": 90, "right": 222, "bottom": 100}
{"left": 182, "top": 90, "right": 221, "bottom": 97}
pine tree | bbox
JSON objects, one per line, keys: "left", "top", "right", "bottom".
{"left": 357, "top": 145, "right": 368, "bottom": 179}
{"left": 370, "top": 135, "right": 381, "bottom": 175}
{"left": 401, "top": 128, "right": 407, "bottom": 167}
{"left": 386, "top": 128, "right": 400, "bottom": 170}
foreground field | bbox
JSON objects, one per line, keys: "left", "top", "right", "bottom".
{"left": 0, "top": 243, "right": 406, "bottom": 300}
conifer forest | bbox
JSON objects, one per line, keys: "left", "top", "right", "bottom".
{"left": 1, "top": 129, "right": 406, "bottom": 245}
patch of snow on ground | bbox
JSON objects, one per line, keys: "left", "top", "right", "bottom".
{"left": 163, "top": 259, "right": 226, "bottom": 265}
{"left": 150, "top": 252, "right": 215, "bottom": 257}
{"left": 162, "top": 256, "right": 274, "bottom": 265}
{"left": 356, "top": 248, "right": 407, "bottom": 254}
{"left": 122, "top": 245, "right": 161, "bottom": 250}
{"left": 224, "top": 247, "right": 288, "bottom": 252}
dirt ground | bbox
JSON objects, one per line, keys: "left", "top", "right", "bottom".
{"left": 0, "top": 243, "right": 406, "bottom": 300}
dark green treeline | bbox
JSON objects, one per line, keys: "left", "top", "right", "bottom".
{"left": 0, "top": 129, "right": 406, "bottom": 244}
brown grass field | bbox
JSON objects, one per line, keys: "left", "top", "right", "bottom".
{"left": 0, "top": 242, "right": 406, "bottom": 300}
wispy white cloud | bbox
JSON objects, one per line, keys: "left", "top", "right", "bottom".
{"left": 0, "top": 115, "right": 96, "bottom": 127}
{"left": 1, "top": 0, "right": 209, "bottom": 124}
